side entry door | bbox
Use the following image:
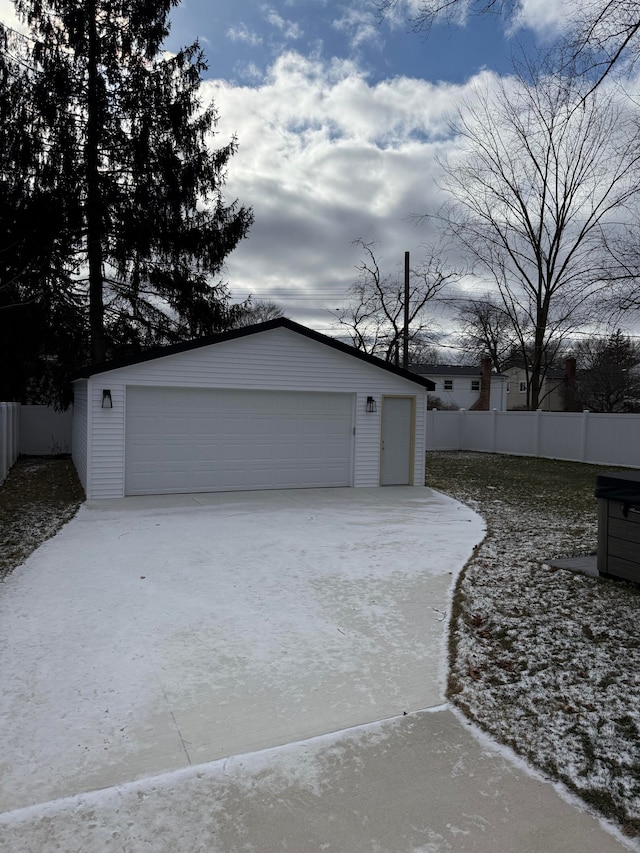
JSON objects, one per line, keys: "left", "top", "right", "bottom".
{"left": 380, "top": 396, "right": 414, "bottom": 485}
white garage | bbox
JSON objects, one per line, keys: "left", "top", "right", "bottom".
{"left": 71, "top": 319, "right": 434, "bottom": 500}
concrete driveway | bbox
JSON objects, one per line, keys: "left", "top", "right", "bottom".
{"left": 0, "top": 487, "right": 480, "bottom": 811}
{"left": 0, "top": 487, "right": 633, "bottom": 851}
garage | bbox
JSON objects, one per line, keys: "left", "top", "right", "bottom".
{"left": 125, "top": 387, "right": 354, "bottom": 495}
{"left": 71, "top": 318, "right": 434, "bottom": 499}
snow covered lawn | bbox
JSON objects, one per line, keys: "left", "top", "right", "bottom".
{"left": 426, "top": 452, "right": 640, "bottom": 839}
{"left": 0, "top": 456, "right": 83, "bottom": 579}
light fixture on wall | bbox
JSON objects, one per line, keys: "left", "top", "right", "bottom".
{"left": 366, "top": 396, "right": 377, "bottom": 413}
{"left": 102, "top": 389, "right": 113, "bottom": 409}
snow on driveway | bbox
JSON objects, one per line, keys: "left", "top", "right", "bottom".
{"left": 0, "top": 486, "right": 483, "bottom": 813}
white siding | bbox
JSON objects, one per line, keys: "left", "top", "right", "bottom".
{"left": 428, "top": 377, "right": 479, "bottom": 410}
{"left": 71, "top": 380, "right": 88, "bottom": 494}
{"left": 414, "top": 398, "right": 426, "bottom": 486}
{"left": 84, "top": 327, "right": 428, "bottom": 498}
{"left": 90, "top": 383, "right": 126, "bottom": 499}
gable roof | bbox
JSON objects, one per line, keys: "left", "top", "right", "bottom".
{"left": 412, "top": 363, "right": 507, "bottom": 379}
{"left": 72, "top": 318, "right": 436, "bottom": 390}
{"left": 412, "top": 363, "right": 483, "bottom": 377}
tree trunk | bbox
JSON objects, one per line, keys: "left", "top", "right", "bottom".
{"left": 86, "top": 1, "right": 105, "bottom": 364}
{"left": 530, "top": 296, "right": 550, "bottom": 410}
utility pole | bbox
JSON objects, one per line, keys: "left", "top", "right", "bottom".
{"left": 403, "top": 251, "right": 410, "bottom": 369}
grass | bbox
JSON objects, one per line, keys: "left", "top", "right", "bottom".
{"left": 0, "top": 455, "right": 84, "bottom": 581}
{"left": 427, "top": 451, "right": 607, "bottom": 517}
{"left": 426, "top": 451, "right": 640, "bottom": 839}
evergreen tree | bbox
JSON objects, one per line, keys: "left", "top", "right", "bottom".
{"left": 1, "top": 0, "right": 252, "bottom": 401}
{"left": 574, "top": 330, "right": 640, "bottom": 412}
{"left": 0, "top": 23, "right": 85, "bottom": 406}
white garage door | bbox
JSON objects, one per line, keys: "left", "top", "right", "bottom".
{"left": 125, "top": 387, "right": 354, "bottom": 495}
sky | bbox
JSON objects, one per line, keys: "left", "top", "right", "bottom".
{"left": 158, "top": 0, "right": 569, "bottom": 336}
{"left": 0, "top": 0, "right": 572, "bottom": 340}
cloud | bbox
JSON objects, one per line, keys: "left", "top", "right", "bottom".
{"left": 264, "top": 7, "right": 303, "bottom": 40}
{"left": 510, "top": 0, "right": 572, "bottom": 38}
{"left": 232, "top": 61, "right": 267, "bottom": 84}
{"left": 227, "top": 23, "right": 263, "bottom": 47}
{"left": 204, "top": 52, "right": 494, "bottom": 328}
{"left": 332, "top": 6, "right": 384, "bottom": 52}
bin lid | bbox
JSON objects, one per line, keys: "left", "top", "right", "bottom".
{"left": 595, "top": 470, "right": 640, "bottom": 502}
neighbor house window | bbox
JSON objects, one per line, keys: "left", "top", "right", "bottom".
{"left": 506, "top": 383, "right": 511, "bottom": 393}
{"left": 443, "top": 379, "right": 453, "bottom": 390}
{"left": 519, "top": 382, "right": 527, "bottom": 393}
{"left": 471, "top": 379, "right": 480, "bottom": 391}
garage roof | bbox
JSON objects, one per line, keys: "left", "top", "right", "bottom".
{"left": 72, "top": 318, "right": 436, "bottom": 390}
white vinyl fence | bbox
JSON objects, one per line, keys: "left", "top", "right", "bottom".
{"left": 3, "top": 402, "right": 639, "bottom": 485}
{"left": 0, "top": 403, "right": 73, "bottom": 485}
{"left": 426, "top": 409, "right": 640, "bottom": 469}
{"left": 18, "top": 404, "right": 72, "bottom": 455}
{"left": 0, "top": 402, "right": 20, "bottom": 484}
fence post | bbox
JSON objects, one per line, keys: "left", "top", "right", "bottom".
{"left": 580, "top": 410, "right": 589, "bottom": 462}
{"left": 534, "top": 409, "right": 542, "bottom": 457}
{"left": 0, "top": 404, "right": 5, "bottom": 484}
{"left": 5, "top": 403, "right": 10, "bottom": 478}
{"left": 491, "top": 408, "right": 497, "bottom": 453}
{"left": 0, "top": 402, "right": 21, "bottom": 485}
{"left": 0, "top": 403, "right": 10, "bottom": 483}
{"left": 459, "top": 408, "right": 466, "bottom": 450}
{"left": 12, "top": 403, "right": 19, "bottom": 465}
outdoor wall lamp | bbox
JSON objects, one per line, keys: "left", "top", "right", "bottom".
{"left": 102, "top": 389, "right": 113, "bottom": 409}
{"left": 366, "top": 396, "right": 377, "bottom": 413}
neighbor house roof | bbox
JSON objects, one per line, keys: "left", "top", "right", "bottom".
{"left": 412, "top": 364, "right": 507, "bottom": 379}
{"left": 72, "top": 318, "right": 436, "bottom": 390}
{"left": 411, "top": 364, "right": 483, "bottom": 377}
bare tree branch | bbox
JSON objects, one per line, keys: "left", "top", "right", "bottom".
{"left": 376, "top": 0, "right": 511, "bottom": 35}
{"left": 377, "top": 0, "right": 640, "bottom": 97}
{"left": 556, "top": 0, "right": 640, "bottom": 94}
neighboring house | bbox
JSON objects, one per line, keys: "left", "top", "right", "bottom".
{"left": 71, "top": 318, "right": 435, "bottom": 500}
{"left": 505, "top": 358, "right": 578, "bottom": 411}
{"left": 411, "top": 358, "right": 508, "bottom": 411}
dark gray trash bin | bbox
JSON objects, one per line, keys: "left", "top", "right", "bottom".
{"left": 595, "top": 471, "right": 640, "bottom": 583}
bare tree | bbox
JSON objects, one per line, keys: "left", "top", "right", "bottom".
{"left": 454, "top": 294, "right": 521, "bottom": 372}
{"left": 408, "top": 339, "right": 442, "bottom": 364}
{"left": 335, "top": 240, "right": 456, "bottom": 364}
{"left": 231, "top": 300, "right": 285, "bottom": 328}
{"left": 439, "top": 72, "right": 640, "bottom": 409}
